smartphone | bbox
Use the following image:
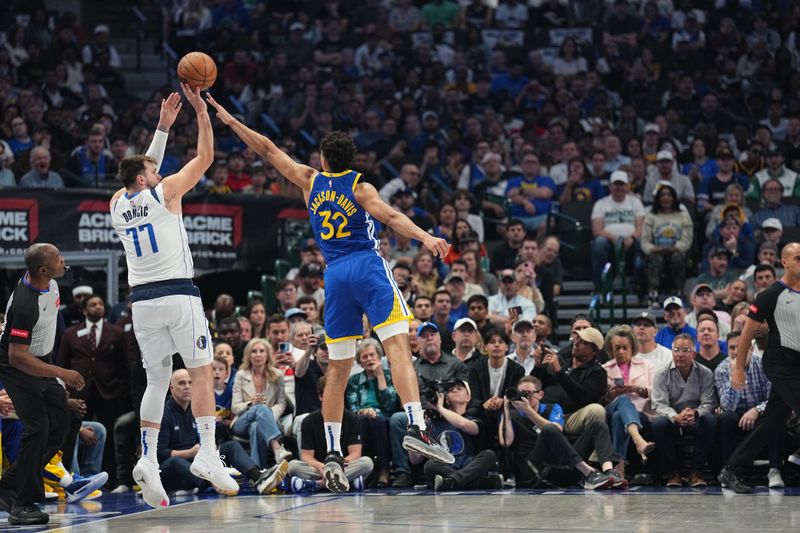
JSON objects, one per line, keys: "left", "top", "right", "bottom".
{"left": 509, "top": 306, "right": 523, "bottom": 316}
{"left": 278, "top": 342, "right": 291, "bottom": 353}
{"left": 613, "top": 378, "right": 625, "bottom": 387}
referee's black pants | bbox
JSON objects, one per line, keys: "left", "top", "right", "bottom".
{"left": 728, "top": 363, "right": 799, "bottom": 469}
{"left": 0, "top": 366, "right": 70, "bottom": 506}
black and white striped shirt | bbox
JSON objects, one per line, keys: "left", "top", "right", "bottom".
{"left": 0, "top": 276, "right": 60, "bottom": 362}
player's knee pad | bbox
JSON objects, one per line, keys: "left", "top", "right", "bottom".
{"left": 327, "top": 338, "right": 357, "bottom": 361}
{"left": 140, "top": 363, "right": 172, "bottom": 424}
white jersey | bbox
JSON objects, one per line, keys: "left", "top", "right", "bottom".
{"left": 111, "top": 182, "right": 194, "bottom": 286}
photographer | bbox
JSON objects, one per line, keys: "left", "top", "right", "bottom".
{"left": 388, "top": 322, "right": 469, "bottom": 488}
{"left": 469, "top": 330, "right": 524, "bottom": 439}
{"left": 499, "top": 376, "right": 618, "bottom": 490}
{"left": 410, "top": 380, "right": 500, "bottom": 491}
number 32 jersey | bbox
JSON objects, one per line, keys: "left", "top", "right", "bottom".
{"left": 111, "top": 182, "right": 194, "bottom": 287}
{"left": 308, "top": 170, "right": 380, "bottom": 264}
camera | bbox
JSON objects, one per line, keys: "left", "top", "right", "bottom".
{"left": 278, "top": 342, "right": 291, "bottom": 353}
{"left": 420, "top": 377, "right": 455, "bottom": 419}
{"left": 504, "top": 387, "right": 528, "bottom": 402}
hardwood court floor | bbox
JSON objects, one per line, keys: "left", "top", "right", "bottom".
{"left": 5, "top": 486, "right": 800, "bottom": 532}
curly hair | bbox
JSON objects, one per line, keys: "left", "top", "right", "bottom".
{"left": 320, "top": 131, "right": 356, "bottom": 172}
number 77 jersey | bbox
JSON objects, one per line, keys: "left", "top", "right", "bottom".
{"left": 307, "top": 170, "right": 380, "bottom": 264}
{"left": 111, "top": 182, "right": 194, "bottom": 286}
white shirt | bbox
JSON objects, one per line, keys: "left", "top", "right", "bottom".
{"left": 84, "top": 318, "right": 103, "bottom": 348}
{"left": 487, "top": 293, "right": 536, "bottom": 321}
{"left": 637, "top": 344, "right": 673, "bottom": 372}
{"left": 591, "top": 194, "right": 646, "bottom": 238}
{"left": 507, "top": 349, "right": 535, "bottom": 375}
{"left": 488, "top": 359, "right": 508, "bottom": 397}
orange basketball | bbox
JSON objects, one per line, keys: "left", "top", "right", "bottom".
{"left": 177, "top": 52, "right": 217, "bottom": 90}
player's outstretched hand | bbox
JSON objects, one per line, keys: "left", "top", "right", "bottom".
{"left": 423, "top": 235, "right": 450, "bottom": 258}
{"left": 180, "top": 83, "right": 207, "bottom": 113}
{"left": 206, "top": 93, "right": 236, "bottom": 126}
{"left": 158, "top": 92, "right": 183, "bottom": 129}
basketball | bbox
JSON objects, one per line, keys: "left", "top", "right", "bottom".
{"left": 177, "top": 52, "right": 217, "bottom": 90}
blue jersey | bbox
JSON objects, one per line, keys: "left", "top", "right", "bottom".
{"left": 308, "top": 170, "right": 380, "bottom": 264}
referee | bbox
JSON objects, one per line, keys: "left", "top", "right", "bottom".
{"left": 0, "top": 243, "right": 85, "bottom": 525}
{"left": 719, "top": 242, "right": 800, "bottom": 493}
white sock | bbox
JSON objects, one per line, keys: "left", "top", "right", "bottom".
{"left": 141, "top": 428, "right": 159, "bottom": 462}
{"left": 195, "top": 416, "right": 216, "bottom": 453}
{"left": 404, "top": 402, "right": 427, "bottom": 431}
{"left": 324, "top": 422, "right": 342, "bottom": 453}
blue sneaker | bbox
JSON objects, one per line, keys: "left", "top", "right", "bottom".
{"left": 65, "top": 472, "right": 109, "bottom": 503}
{"left": 352, "top": 476, "right": 364, "bottom": 492}
{"left": 290, "top": 477, "right": 317, "bottom": 495}
{"left": 276, "top": 477, "right": 291, "bottom": 492}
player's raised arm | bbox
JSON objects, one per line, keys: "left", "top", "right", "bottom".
{"left": 161, "top": 83, "right": 214, "bottom": 204}
{"left": 206, "top": 93, "right": 315, "bottom": 193}
{"left": 145, "top": 91, "right": 182, "bottom": 170}
{"left": 355, "top": 182, "right": 450, "bottom": 258}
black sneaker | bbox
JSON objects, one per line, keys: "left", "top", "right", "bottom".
{"left": 433, "top": 475, "right": 455, "bottom": 491}
{"left": 583, "top": 470, "right": 613, "bottom": 490}
{"left": 9, "top": 504, "right": 49, "bottom": 525}
{"left": 322, "top": 452, "right": 349, "bottom": 493}
{"left": 402, "top": 425, "right": 455, "bottom": 464}
{"left": 391, "top": 472, "right": 413, "bottom": 488}
{"left": 718, "top": 466, "right": 753, "bottom": 494}
{"left": 0, "top": 492, "right": 13, "bottom": 513}
{"left": 606, "top": 469, "right": 629, "bottom": 489}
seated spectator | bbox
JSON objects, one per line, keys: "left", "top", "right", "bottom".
{"left": 641, "top": 182, "right": 694, "bottom": 307}
{"left": 718, "top": 278, "right": 749, "bottom": 312}
{"left": 206, "top": 164, "right": 232, "bottom": 194}
{"left": 632, "top": 312, "right": 673, "bottom": 371}
{"left": 72, "top": 420, "right": 106, "bottom": 477}
{"left": 231, "top": 338, "right": 292, "bottom": 468}
{"left": 466, "top": 294, "right": 494, "bottom": 339}
{"left": 655, "top": 297, "right": 697, "bottom": 349}
{"left": 506, "top": 152, "right": 557, "bottom": 235}
{"left": 346, "top": 340, "right": 398, "bottom": 488}
{"left": 760, "top": 218, "right": 784, "bottom": 247}
{"left": 694, "top": 317, "right": 727, "bottom": 372}
{"left": 750, "top": 177, "right": 800, "bottom": 229}
{"left": 446, "top": 259, "right": 484, "bottom": 299}
{"left": 451, "top": 317, "right": 483, "bottom": 371}
{"left": 499, "top": 374, "right": 622, "bottom": 489}
{"left": 490, "top": 219, "right": 526, "bottom": 272}
{"left": 697, "top": 246, "right": 740, "bottom": 297}
{"left": 388, "top": 321, "right": 469, "bottom": 488}
{"left": 274, "top": 280, "right": 298, "bottom": 315}
{"left": 749, "top": 144, "right": 800, "bottom": 201}
{"left": 463, "top": 250, "right": 498, "bottom": 296}
{"left": 697, "top": 149, "right": 750, "bottom": 216}
{"left": 507, "top": 319, "right": 538, "bottom": 375}
{"left": 685, "top": 284, "right": 732, "bottom": 336}
{"left": 740, "top": 243, "right": 782, "bottom": 293}
{"left": 19, "top": 147, "right": 64, "bottom": 188}
{"left": 650, "top": 334, "right": 718, "bottom": 487}
{"left": 412, "top": 250, "right": 440, "bottom": 298}
{"left": 702, "top": 216, "right": 756, "bottom": 272}
{"left": 412, "top": 380, "right": 501, "bottom": 491}
{"left": 682, "top": 138, "right": 718, "bottom": 185}
{"left": 69, "top": 127, "right": 113, "bottom": 187}
{"left": 212, "top": 355, "right": 234, "bottom": 432}
{"left": 559, "top": 158, "right": 606, "bottom": 203}
{"left": 296, "top": 263, "right": 325, "bottom": 307}
{"left": 288, "top": 377, "right": 374, "bottom": 494}
{"left": 643, "top": 150, "right": 695, "bottom": 206}
{"left": 602, "top": 327, "right": 655, "bottom": 476}
{"left": 705, "top": 185, "right": 752, "bottom": 239}
{"left": 453, "top": 189, "right": 485, "bottom": 243}
{"left": 590, "top": 171, "right": 645, "bottom": 291}
{"left": 468, "top": 329, "right": 524, "bottom": 431}
{"left": 217, "top": 316, "right": 246, "bottom": 367}
{"left": 157, "top": 369, "right": 288, "bottom": 496}
{"left": 487, "top": 268, "right": 537, "bottom": 328}
{"left": 513, "top": 258, "right": 545, "bottom": 313}
{"left": 0, "top": 143, "right": 16, "bottom": 186}
{"left": 714, "top": 330, "right": 783, "bottom": 488}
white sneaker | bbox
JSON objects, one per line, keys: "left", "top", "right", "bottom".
{"left": 788, "top": 448, "right": 800, "bottom": 466}
{"left": 274, "top": 445, "right": 293, "bottom": 464}
{"left": 190, "top": 451, "right": 240, "bottom": 496}
{"left": 133, "top": 457, "right": 169, "bottom": 508}
{"left": 110, "top": 485, "right": 131, "bottom": 494}
{"left": 768, "top": 468, "right": 785, "bottom": 489}
{"left": 256, "top": 460, "right": 289, "bottom": 494}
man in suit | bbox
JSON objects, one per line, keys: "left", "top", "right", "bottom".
{"left": 58, "top": 294, "right": 129, "bottom": 487}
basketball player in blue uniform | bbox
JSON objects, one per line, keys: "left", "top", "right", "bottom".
{"left": 109, "top": 84, "right": 238, "bottom": 507}
{"left": 208, "top": 95, "right": 455, "bottom": 493}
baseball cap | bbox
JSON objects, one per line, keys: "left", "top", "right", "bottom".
{"left": 765, "top": 144, "right": 782, "bottom": 157}
{"left": 93, "top": 24, "right": 110, "bottom": 35}
{"left": 299, "top": 262, "right": 322, "bottom": 277}
{"left": 632, "top": 312, "right": 657, "bottom": 327}
{"left": 416, "top": 321, "right": 439, "bottom": 336}
{"left": 512, "top": 319, "right": 534, "bottom": 332}
{"left": 500, "top": 271, "right": 516, "bottom": 283}
{"left": 289, "top": 22, "right": 306, "bottom": 31}
{"left": 575, "top": 327, "right": 604, "bottom": 350}
{"left": 762, "top": 218, "right": 783, "bottom": 231}
{"left": 656, "top": 150, "right": 674, "bottom": 161}
{"left": 446, "top": 379, "right": 471, "bottom": 396}
{"left": 663, "top": 296, "right": 684, "bottom": 309}
{"left": 609, "top": 170, "right": 628, "bottom": 184}
{"left": 708, "top": 244, "right": 732, "bottom": 258}
{"left": 392, "top": 186, "right": 417, "bottom": 199}
{"left": 72, "top": 285, "right": 93, "bottom": 297}
{"left": 453, "top": 317, "right": 477, "bottom": 331}
{"left": 445, "top": 273, "right": 465, "bottom": 284}
{"left": 285, "top": 307, "right": 307, "bottom": 320}
{"left": 644, "top": 123, "right": 659, "bottom": 134}
{"left": 422, "top": 111, "right": 438, "bottom": 121}
{"left": 691, "top": 283, "right": 714, "bottom": 299}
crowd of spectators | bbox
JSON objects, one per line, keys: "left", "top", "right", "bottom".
{"left": 2, "top": 0, "right": 800, "bottom": 493}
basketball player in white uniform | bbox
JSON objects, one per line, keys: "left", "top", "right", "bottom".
{"left": 109, "top": 84, "right": 237, "bottom": 508}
